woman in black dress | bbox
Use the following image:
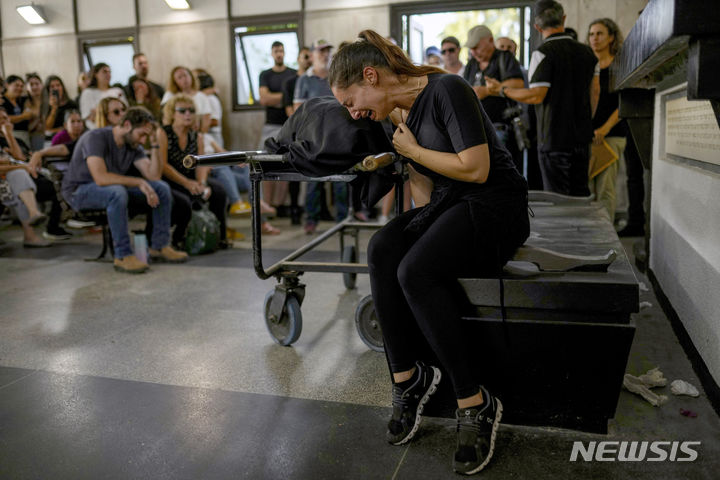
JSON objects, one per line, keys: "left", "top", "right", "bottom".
{"left": 329, "top": 30, "right": 529, "bottom": 475}
{"left": 156, "top": 94, "right": 228, "bottom": 249}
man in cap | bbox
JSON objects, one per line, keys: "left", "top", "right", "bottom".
{"left": 425, "top": 46, "right": 443, "bottom": 67}
{"left": 463, "top": 24, "right": 525, "bottom": 172}
{"left": 486, "top": 0, "right": 599, "bottom": 197}
{"left": 440, "top": 36, "right": 465, "bottom": 76}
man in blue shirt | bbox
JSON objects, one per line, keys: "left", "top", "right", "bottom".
{"left": 62, "top": 107, "right": 188, "bottom": 273}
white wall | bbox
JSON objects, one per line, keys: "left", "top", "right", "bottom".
{"left": 138, "top": 0, "right": 226, "bottom": 26}
{"left": 0, "top": 0, "right": 74, "bottom": 39}
{"left": 650, "top": 84, "right": 720, "bottom": 385}
{"left": 230, "top": 0, "right": 300, "bottom": 17}
{"left": 77, "top": 0, "right": 135, "bottom": 31}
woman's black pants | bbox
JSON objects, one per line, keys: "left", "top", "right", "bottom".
{"left": 368, "top": 199, "right": 528, "bottom": 399}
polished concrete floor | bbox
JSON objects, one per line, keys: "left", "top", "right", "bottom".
{"left": 1, "top": 215, "right": 719, "bottom": 479}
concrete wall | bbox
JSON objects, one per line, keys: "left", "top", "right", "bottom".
{"left": 650, "top": 84, "right": 720, "bottom": 385}
{"left": 0, "top": 0, "right": 648, "bottom": 150}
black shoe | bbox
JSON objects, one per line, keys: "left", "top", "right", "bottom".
{"left": 618, "top": 224, "right": 645, "bottom": 237}
{"left": 290, "top": 207, "right": 302, "bottom": 225}
{"left": 43, "top": 228, "right": 73, "bottom": 240}
{"left": 386, "top": 361, "right": 441, "bottom": 445}
{"left": 453, "top": 386, "right": 503, "bottom": 475}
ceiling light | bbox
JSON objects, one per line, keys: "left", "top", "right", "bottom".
{"left": 164, "top": 0, "right": 191, "bottom": 9}
{"left": 16, "top": 4, "right": 47, "bottom": 25}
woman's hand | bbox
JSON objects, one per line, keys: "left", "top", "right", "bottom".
{"left": 593, "top": 128, "right": 607, "bottom": 145}
{"left": 48, "top": 94, "right": 59, "bottom": 109}
{"left": 392, "top": 123, "right": 419, "bottom": 159}
{"left": 185, "top": 179, "right": 204, "bottom": 196}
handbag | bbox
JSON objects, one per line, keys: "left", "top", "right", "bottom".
{"left": 184, "top": 201, "right": 221, "bottom": 255}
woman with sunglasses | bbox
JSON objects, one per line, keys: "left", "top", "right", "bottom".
{"left": 95, "top": 97, "right": 128, "bottom": 129}
{"left": 157, "top": 95, "right": 229, "bottom": 250}
{"left": 329, "top": 30, "right": 529, "bottom": 475}
{"left": 161, "top": 66, "right": 212, "bottom": 134}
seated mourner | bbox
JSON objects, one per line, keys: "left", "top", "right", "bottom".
{"left": 61, "top": 106, "right": 188, "bottom": 273}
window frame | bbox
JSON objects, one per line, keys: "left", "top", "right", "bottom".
{"left": 229, "top": 12, "right": 302, "bottom": 112}
{"left": 389, "top": 0, "right": 539, "bottom": 68}
{"left": 76, "top": 28, "right": 138, "bottom": 77}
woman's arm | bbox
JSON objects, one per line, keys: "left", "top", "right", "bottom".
{"left": 393, "top": 123, "right": 490, "bottom": 184}
{"left": 1, "top": 123, "right": 26, "bottom": 161}
{"left": 594, "top": 109, "right": 620, "bottom": 144}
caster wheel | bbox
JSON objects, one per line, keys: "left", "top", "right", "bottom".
{"left": 342, "top": 245, "right": 357, "bottom": 290}
{"left": 355, "top": 295, "right": 384, "bottom": 352}
{"left": 264, "top": 290, "right": 302, "bottom": 346}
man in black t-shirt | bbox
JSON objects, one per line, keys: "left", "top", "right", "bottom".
{"left": 462, "top": 25, "right": 525, "bottom": 172}
{"left": 258, "top": 41, "right": 297, "bottom": 147}
{"left": 487, "top": 0, "right": 599, "bottom": 196}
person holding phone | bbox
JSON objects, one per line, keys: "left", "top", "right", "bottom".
{"left": 44, "top": 75, "right": 78, "bottom": 136}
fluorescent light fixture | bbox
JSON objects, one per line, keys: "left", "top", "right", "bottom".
{"left": 164, "top": 0, "right": 191, "bottom": 9}
{"left": 16, "top": 4, "right": 47, "bottom": 25}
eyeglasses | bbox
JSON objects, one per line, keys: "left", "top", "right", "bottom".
{"left": 441, "top": 47, "right": 458, "bottom": 54}
{"left": 111, "top": 108, "right": 126, "bottom": 116}
{"left": 175, "top": 107, "right": 196, "bottom": 114}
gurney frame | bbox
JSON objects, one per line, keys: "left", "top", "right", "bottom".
{"left": 184, "top": 151, "right": 402, "bottom": 350}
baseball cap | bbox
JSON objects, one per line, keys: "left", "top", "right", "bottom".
{"left": 464, "top": 25, "right": 493, "bottom": 48}
{"left": 312, "top": 39, "right": 333, "bottom": 51}
{"left": 425, "top": 46, "right": 441, "bottom": 58}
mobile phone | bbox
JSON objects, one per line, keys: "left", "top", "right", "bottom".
{"left": 51, "top": 90, "right": 59, "bottom": 98}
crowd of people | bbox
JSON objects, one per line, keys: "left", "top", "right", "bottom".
{"left": 0, "top": 1, "right": 644, "bottom": 275}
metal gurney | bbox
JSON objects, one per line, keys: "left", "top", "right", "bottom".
{"left": 183, "top": 150, "right": 403, "bottom": 351}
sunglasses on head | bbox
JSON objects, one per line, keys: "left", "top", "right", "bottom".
{"left": 441, "top": 47, "right": 458, "bottom": 54}
{"left": 175, "top": 107, "right": 196, "bottom": 114}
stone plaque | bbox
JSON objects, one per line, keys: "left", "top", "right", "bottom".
{"left": 665, "top": 96, "right": 720, "bottom": 165}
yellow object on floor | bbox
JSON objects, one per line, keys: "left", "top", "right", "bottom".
{"left": 229, "top": 201, "right": 252, "bottom": 216}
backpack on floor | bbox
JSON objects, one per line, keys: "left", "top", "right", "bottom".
{"left": 184, "top": 203, "right": 220, "bottom": 255}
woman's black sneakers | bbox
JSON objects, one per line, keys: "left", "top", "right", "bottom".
{"left": 453, "top": 386, "right": 503, "bottom": 475}
{"left": 386, "top": 361, "right": 442, "bottom": 445}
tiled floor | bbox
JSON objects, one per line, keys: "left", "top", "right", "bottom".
{"left": 1, "top": 217, "right": 719, "bottom": 479}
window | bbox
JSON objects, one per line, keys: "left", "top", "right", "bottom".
{"left": 78, "top": 31, "right": 137, "bottom": 88}
{"left": 391, "top": 1, "right": 537, "bottom": 68}
{"left": 231, "top": 15, "right": 300, "bottom": 110}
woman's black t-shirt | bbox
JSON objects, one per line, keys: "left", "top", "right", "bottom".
{"left": 592, "top": 66, "right": 627, "bottom": 138}
{"left": 3, "top": 95, "right": 29, "bottom": 132}
{"left": 49, "top": 99, "right": 80, "bottom": 130}
{"left": 403, "top": 73, "right": 527, "bottom": 231}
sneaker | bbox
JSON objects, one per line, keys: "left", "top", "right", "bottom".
{"left": 226, "top": 227, "right": 245, "bottom": 241}
{"left": 386, "top": 361, "right": 442, "bottom": 445}
{"left": 113, "top": 255, "right": 149, "bottom": 274}
{"left": 229, "top": 201, "right": 252, "bottom": 216}
{"left": 149, "top": 245, "right": 189, "bottom": 263}
{"left": 43, "top": 228, "right": 73, "bottom": 241}
{"left": 453, "top": 386, "right": 503, "bottom": 475}
{"left": 66, "top": 218, "right": 97, "bottom": 229}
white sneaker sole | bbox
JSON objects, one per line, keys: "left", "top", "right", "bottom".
{"left": 461, "top": 398, "right": 503, "bottom": 475}
{"left": 392, "top": 366, "right": 442, "bottom": 446}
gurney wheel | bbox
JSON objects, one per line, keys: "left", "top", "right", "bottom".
{"left": 264, "top": 290, "right": 302, "bottom": 346}
{"left": 342, "top": 245, "right": 357, "bottom": 289}
{"left": 355, "top": 295, "right": 384, "bottom": 352}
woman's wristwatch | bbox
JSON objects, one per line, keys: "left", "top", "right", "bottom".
{"left": 500, "top": 86, "right": 508, "bottom": 98}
